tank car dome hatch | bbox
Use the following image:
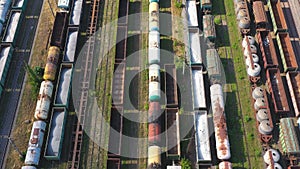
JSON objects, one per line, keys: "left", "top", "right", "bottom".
{"left": 256, "top": 109, "right": 269, "bottom": 122}
{"left": 237, "top": 9, "right": 247, "bottom": 20}
{"left": 252, "top": 87, "right": 264, "bottom": 99}
{"left": 268, "top": 163, "right": 283, "bottom": 169}
{"left": 259, "top": 120, "right": 273, "bottom": 135}
{"left": 235, "top": 1, "right": 247, "bottom": 14}
{"left": 244, "top": 45, "right": 257, "bottom": 56}
{"left": 242, "top": 36, "right": 255, "bottom": 47}
{"left": 264, "top": 149, "right": 280, "bottom": 164}
{"left": 247, "top": 63, "right": 261, "bottom": 77}
{"left": 239, "top": 17, "right": 250, "bottom": 29}
{"left": 219, "top": 161, "right": 232, "bottom": 169}
{"left": 246, "top": 54, "right": 260, "bottom": 66}
{"left": 254, "top": 98, "right": 266, "bottom": 110}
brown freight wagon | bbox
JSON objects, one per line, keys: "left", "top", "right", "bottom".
{"left": 267, "top": 0, "right": 288, "bottom": 34}
{"left": 256, "top": 31, "right": 279, "bottom": 69}
{"left": 286, "top": 71, "right": 300, "bottom": 117}
{"left": 266, "top": 68, "right": 290, "bottom": 114}
{"left": 164, "top": 64, "right": 178, "bottom": 108}
{"left": 253, "top": 1, "right": 268, "bottom": 30}
{"left": 50, "top": 12, "right": 69, "bottom": 49}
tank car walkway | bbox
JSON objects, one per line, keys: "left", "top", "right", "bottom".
{"left": 0, "top": 0, "right": 44, "bottom": 168}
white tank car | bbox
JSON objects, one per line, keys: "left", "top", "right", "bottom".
{"left": 149, "top": 64, "right": 160, "bottom": 102}
{"left": 28, "top": 121, "right": 46, "bottom": 148}
{"left": 210, "top": 84, "right": 231, "bottom": 160}
{"left": 148, "top": 31, "right": 160, "bottom": 64}
{"left": 149, "top": 2, "right": 159, "bottom": 31}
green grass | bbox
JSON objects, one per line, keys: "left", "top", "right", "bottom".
{"left": 213, "top": 0, "right": 264, "bottom": 168}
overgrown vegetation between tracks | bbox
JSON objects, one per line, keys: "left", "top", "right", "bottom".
{"left": 213, "top": 0, "right": 263, "bottom": 168}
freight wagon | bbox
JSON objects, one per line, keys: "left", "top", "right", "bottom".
{"left": 286, "top": 72, "right": 300, "bottom": 117}
{"left": 188, "top": 28, "right": 202, "bottom": 65}
{"left": 267, "top": 0, "right": 288, "bottom": 34}
{"left": 201, "top": 0, "right": 212, "bottom": 13}
{"left": 58, "top": 0, "right": 70, "bottom": 9}
{"left": 266, "top": 68, "right": 290, "bottom": 114}
{"left": 186, "top": 1, "right": 198, "bottom": 27}
{"left": 54, "top": 63, "right": 73, "bottom": 108}
{"left": 253, "top": 1, "right": 268, "bottom": 30}
{"left": 63, "top": 27, "right": 79, "bottom": 62}
{"left": 149, "top": 2, "right": 159, "bottom": 31}
{"left": 205, "top": 48, "right": 222, "bottom": 84}
{"left": 203, "top": 15, "right": 216, "bottom": 41}
{"left": 43, "top": 46, "right": 60, "bottom": 81}
{"left": 149, "top": 64, "right": 160, "bottom": 102}
{"left": 256, "top": 31, "right": 279, "bottom": 69}
{"left": 50, "top": 12, "right": 69, "bottom": 49}
{"left": 191, "top": 66, "right": 206, "bottom": 110}
{"left": 44, "top": 107, "right": 68, "bottom": 160}
{"left": 108, "top": 106, "right": 123, "bottom": 156}
{"left": 69, "top": 0, "right": 83, "bottom": 26}
{"left": 210, "top": 84, "right": 231, "bottom": 160}
{"left": 34, "top": 81, "right": 53, "bottom": 120}
{"left": 0, "top": 44, "right": 13, "bottom": 87}
{"left": 148, "top": 102, "right": 161, "bottom": 123}
{"left": 194, "top": 111, "right": 211, "bottom": 163}
{"left": 276, "top": 32, "right": 298, "bottom": 72}
{"left": 164, "top": 64, "right": 178, "bottom": 108}
{"left": 166, "top": 108, "right": 180, "bottom": 160}
{"left": 112, "top": 62, "right": 125, "bottom": 105}
{"left": 2, "top": 10, "right": 23, "bottom": 45}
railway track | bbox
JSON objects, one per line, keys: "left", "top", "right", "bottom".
{"left": 67, "top": 0, "right": 101, "bottom": 168}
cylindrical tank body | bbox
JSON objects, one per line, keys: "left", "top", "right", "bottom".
{"left": 148, "top": 31, "right": 160, "bottom": 64}
{"left": 219, "top": 161, "right": 232, "bottom": 169}
{"left": 244, "top": 45, "right": 257, "bottom": 56}
{"left": 148, "top": 123, "right": 161, "bottom": 144}
{"left": 259, "top": 120, "right": 273, "bottom": 135}
{"left": 149, "top": 64, "right": 160, "bottom": 102}
{"left": 149, "top": 3, "right": 159, "bottom": 31}
{"left": 39, "top": 81, "right": 54, "bottom": 98}
{"left": 210, "top": 84, "right": 231, "bottom": 160}
{"left": 21, "top": 166, "right": 37, "bottom": 169}
{"left": 43, "top": 46, "right": 60, "bottom": 81}
{"left": 246, "top": 54, "right": 259, "bottom": 66}
{"left": 252, "top": 87, "right": 264, "bottom": 99}
{"left": 239, "top": 17, "right": 250, "bottom": 29}
{"left": 254, "top": 98, "right": 266, "bottom": 110}
{"left": 24, "top": 147, "right": 41, "bottom": 166}
{"left": 34, "top": 96, "right": 51, "bottom": 120}
{"left": 256, "top": 109, "right": 269, "bottom": 122}
{"left": 235, "top": 1, "right": 247, "bottom": 14}
{"left": 28, "top": 121, "right": 46, "bottom": 148}
{"left": 148, "top": 146, "right": 161, "bottom": 167}
{"left": 148, "top": 102, "right": 161, "bottom": 123}
{"left": 247, "top": 63, "right": 261, "bottom": 77}
{"left": 242, "top": 36, "right": 255, "bottom": 47}
{"left": 263, "top": 149, "right": 280, "bottom": 164}
{"left": 267, "top": 163, "right": 282, "bottom": 169}
{"left": 237, "top": 9, "right": 247, "bottom": 20}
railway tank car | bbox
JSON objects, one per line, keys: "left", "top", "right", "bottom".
{"left": 210, "top": 84, "right": 231, "bottom": 160}
{"left": 148, "top": 145, "right": 161, "bottom": 168}
{"left": 149, "top": 2, "right": 159, "bottom": 31}
{"left": 149, "top": 31, "right": 160, "bottom": 64}
{"left": 34, "top": 81, "right": 54, "bottom": 120}
{"left": 28, "top": 121, "right": 46, "bottom": 148}
{"left": 149, "top": 64, "right": 160, "bottom": 102}
{"left": 43, "top": 46, "right": 60, "bottom": 81}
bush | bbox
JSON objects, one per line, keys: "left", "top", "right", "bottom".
{"left": 175, "top": 0, "right": 182, "bottom": 8}
{"left": 245, "top": 115, "right": 252, "bottom": 122}
{"left": 180, "top": 158, "right": 192, "bottom": 169}
{"left": 214, "top": 17, "right": 222, "bottom": 25}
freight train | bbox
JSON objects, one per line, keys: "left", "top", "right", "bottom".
{"left": 22, "top": 2, "right": 82, "bottom": 168}
{"left": 148, "top": 0, "right": 162, "bottom": 168}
